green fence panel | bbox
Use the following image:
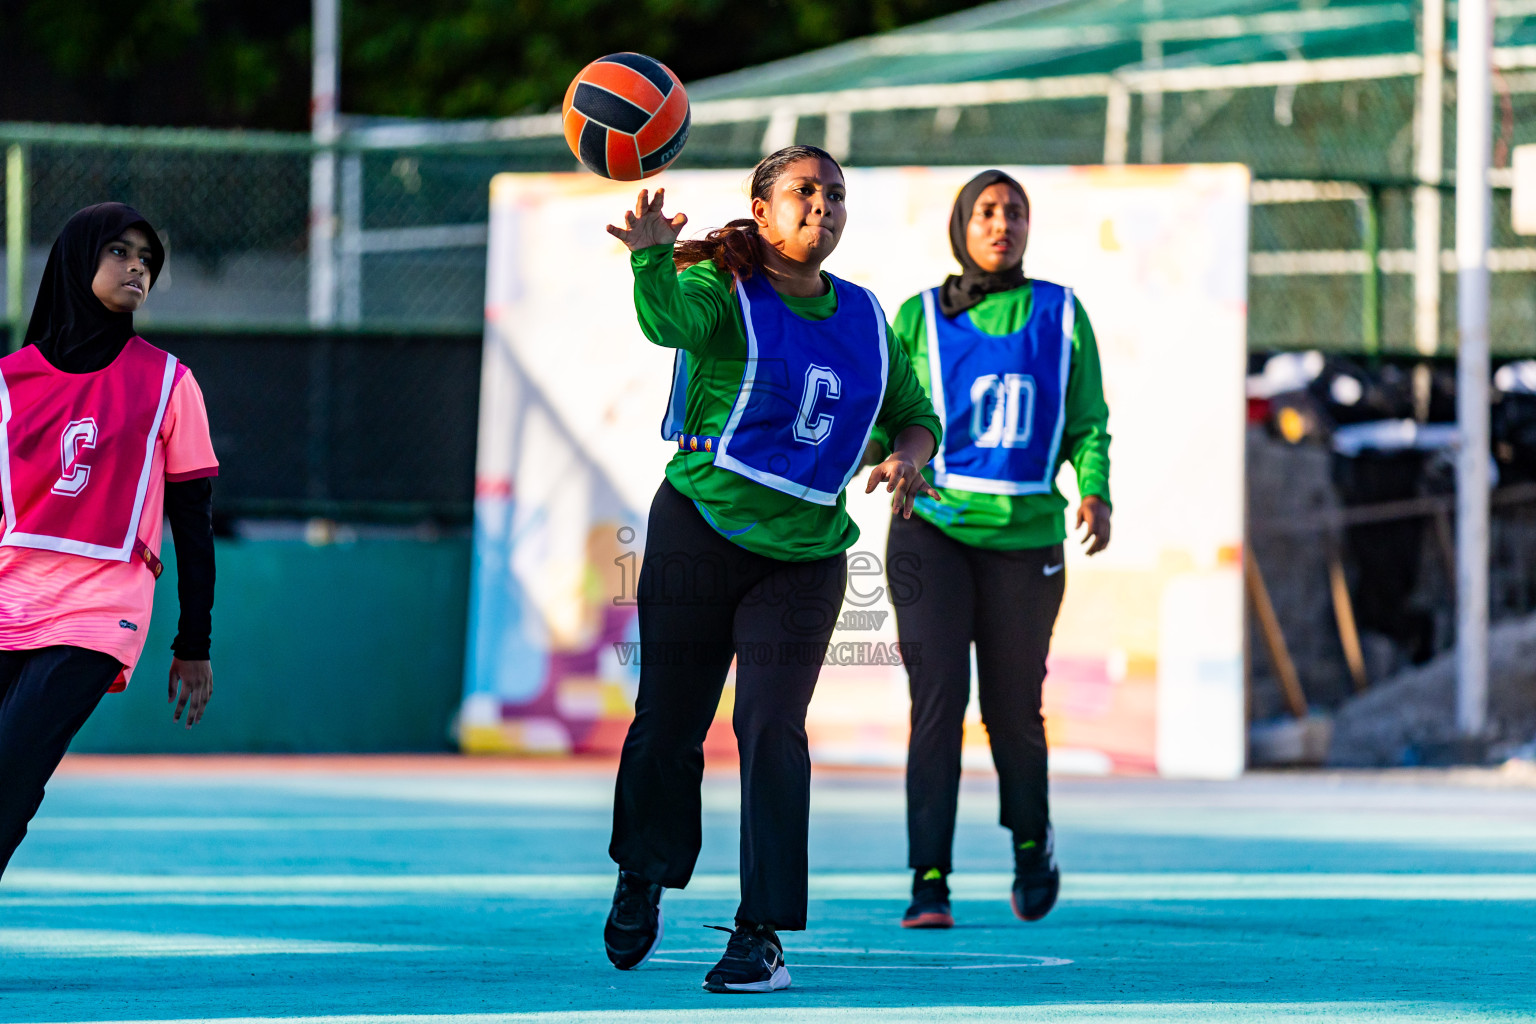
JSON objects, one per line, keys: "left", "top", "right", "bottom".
{"left": 72, "top": 534, "right": 471, "bottom": 754}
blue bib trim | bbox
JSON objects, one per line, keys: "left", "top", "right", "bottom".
{"left": 924, "top": 280, "right": 1074, "bottom": 496}
{"left": 660, "top": 350, "right": 690, "bottom": 441}
{"left": 692, "top": 498, "right": 755, "bottom": 539}
{"left": 712, "top": 271, "right": 888, "bottom": 506}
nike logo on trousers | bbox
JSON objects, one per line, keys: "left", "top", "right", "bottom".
{"left": 1043, "top": 564, "right": 1064, "bottom": 576}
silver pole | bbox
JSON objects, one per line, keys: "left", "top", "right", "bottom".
{"left": 339, "top": 153, "right": 362, "bottom": 326}
{"left": 1138, "top": 0, "right": 1164, "bottom": 164}
{"left": 1455, "top": 0, "right": 1492, "bottom": 736}
{"left": 1140, "top": 34, "right": 1163, "bottom": 164}
{"left": 1103, "top": 81, "right": 1130, "bottom": 165}
{"left": 309, "top": 0, "right": 339, "bottom": 328}
{"left": 1414, "top": 0, "right": 1445, "bottom": 366}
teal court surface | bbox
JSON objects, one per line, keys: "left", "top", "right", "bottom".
{"left": 2, "top": 757, "right": 1534, "bottom": 1024}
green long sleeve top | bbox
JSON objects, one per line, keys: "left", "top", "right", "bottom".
{"left": 631, "top": 243, "right": 942, "bottom": 561}
{"left": 887, "top": 283, "right": 1112, "bottom": 551}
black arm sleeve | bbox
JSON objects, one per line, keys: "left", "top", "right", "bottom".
{"left": 164, "top": 478, "right": 216, "bottom": 660}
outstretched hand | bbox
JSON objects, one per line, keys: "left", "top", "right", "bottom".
{"left": 865, "top": 426, "right": 942, "bottom": 519}
{"left": 865, "top": 453, "right": 941, "bottom": 519}
{"left": 606, "top": 188, "right": 687, "bottom": 251}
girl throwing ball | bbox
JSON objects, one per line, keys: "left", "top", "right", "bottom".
{"left": 884, "top": 170, "right": 1111, "bottom": 929}
{"left": 0, "top": 203, "right": 219, "bottom": 877}
{"left": 602, "top": 147, "right": 941, "bottom": 993}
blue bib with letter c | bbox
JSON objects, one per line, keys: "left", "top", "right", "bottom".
{"left": 702, "top": 270, "right": 888, "bottom": 506}
{"left": 924, "top": 280, "right": 1074, "bottom": 496}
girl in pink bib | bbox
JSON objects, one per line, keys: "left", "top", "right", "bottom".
{"left": 0, "top": 203, "right": 219, "bottom": 876}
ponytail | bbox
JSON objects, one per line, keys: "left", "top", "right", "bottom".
{"left": 671, "top": 144, "right": 842, "bottom": 283}
{"left": 673, "top": 219, "right": 764, "bottom": 279}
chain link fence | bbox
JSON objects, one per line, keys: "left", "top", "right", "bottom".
{"left": 6, "top": 63, "right": 1536, "bottom": 520}
{"left": 0, "top": 129, "right": 573, "bottom": 336}
{"left": 4, "top": 77, "right": 1536, "bottom": 348}
{"left": 0, "top": 127, "right": 562, "bottom": 522}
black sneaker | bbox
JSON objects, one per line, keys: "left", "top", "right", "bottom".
{"left": 1010, "top": 825, "right": 1060, "bottom": 922}
{"left": 701, "top": 922, "right": 791, "bottom": 993}
{"left": 901, "top": 867, "right": 954, "bottom": 928}
{"left": 604, "top": 870, "right": 663, "bottom": 970}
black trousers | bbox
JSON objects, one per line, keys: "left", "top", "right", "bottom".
{"left": 888, "top": 514, "right": 1065, "bottom": 872}
{"left": 610, "top": 480, "right": 846, "bottom": 931}
{"left": 0, "top": 646, "right": 121, "bottom": 877}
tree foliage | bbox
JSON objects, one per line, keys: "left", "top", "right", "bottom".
{"left": 0, "top": 0, "right": 989, "bottom": 129}
{"left": 345, "top": 0, "right": 989, "bottom": 120}
{"left": 0, "top": 0, "right": 312, "bottom": 127}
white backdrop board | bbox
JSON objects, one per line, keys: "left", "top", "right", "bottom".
{"left": 463, "top": 164, "right": 1250, "bottom": 779}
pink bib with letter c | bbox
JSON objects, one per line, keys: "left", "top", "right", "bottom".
{"left": 0, "top": 337, "right": 179, "bottom": 562}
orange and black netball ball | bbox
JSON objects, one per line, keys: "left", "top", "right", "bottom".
{"left": 562, "top": 53, "right": 690, "bottom": 180}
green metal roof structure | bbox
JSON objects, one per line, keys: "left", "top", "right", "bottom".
{"left": 664, "top": 0, "right": 1529, "bottom": 180}
{"left": 349, "top": 0, "right": 1536, "bottom": 183}
{"left": 644, "top": 0, "right": 1536, "bottom": 358}
{"left": 690, "top": 1, "right": 1425, "bottom": 99}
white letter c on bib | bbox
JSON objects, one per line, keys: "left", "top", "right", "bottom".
{"left": 52, "top": 418, "right": 98, "bottom": 497}
{"left": 794, "top": 365, "right": 841, "bottom": 445}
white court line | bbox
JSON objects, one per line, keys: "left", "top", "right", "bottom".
{"left": 1061, "top": 873, "right": 1536, "bottom": 901}
{"left": 0, "top": 872, "right": 634, "bottom": 896}
{"left": 0, "top": 928, "right": 443, "bottom": 958}
{"left": 651, "top": 947, "right": 1072, "bottom": 969}
{"left": 5, "top": 871, "right": 1536, "bottom": 901}
{"left": 29, "top": 807, "right": 1536, "bottom": 852}
{"left": 89, "top": 777, "right": 1536, "bottom": 853}
{"left": 648, "top": 959, "right": 1055, "bottom": 970}
{"left": 28, "top": 815, "right": 606, "bottom": 832}
{"left": 0, "top": 895, "right": 396, "bottom": 907}
{"left": 15, "top": 1004, "right": 1532, "bottom": 1024}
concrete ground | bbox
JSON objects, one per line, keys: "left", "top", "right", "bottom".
{"left": 2, "top": 757, "right": 1534, "bottom": 1023}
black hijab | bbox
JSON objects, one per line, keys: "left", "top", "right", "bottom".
{"left": 24, "top": 203, "right": 165, "bottom": 373}
{"left": 938, "top": 170, "right": 1029, "bottom": 319}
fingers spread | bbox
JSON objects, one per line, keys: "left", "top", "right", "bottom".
{"left": 634, "top": 190, "right": 649, "bottom": 218}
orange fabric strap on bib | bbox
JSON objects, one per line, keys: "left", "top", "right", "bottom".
{"left": 132, "top": 537, "right": 163, "bottom": 579}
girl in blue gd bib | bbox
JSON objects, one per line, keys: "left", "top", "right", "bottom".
{"left": 600, "top": 147, "right": 942, "bottom": 993}
{"left": 881, "top": 170, "right": 1112, "bottom": 930}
